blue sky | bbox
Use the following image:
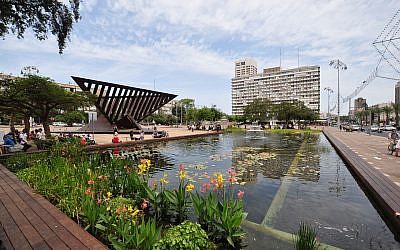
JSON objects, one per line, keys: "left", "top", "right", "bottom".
{"left": 1, "top": 0, "right": 399, "bottom": 114}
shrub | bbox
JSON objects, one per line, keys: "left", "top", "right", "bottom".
{"left": 153, "top": 221, "right": 211, "bottom": 250}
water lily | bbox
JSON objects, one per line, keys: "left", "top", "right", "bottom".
{"left": 84, "top": 187, "right": 92, "bottom": 195}
{"left": 87, "top": 179, "right": 95, "bottom": 185}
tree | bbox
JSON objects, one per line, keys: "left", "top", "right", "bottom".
{"left": 382, "top": 105, "right": 393, "bottom": 125}
{"left": 55, "top": 110, "right": 86, "bottom": 126}
{"left": 0, "top": 1, "right": 81, "bottom": 53}
{"left": 273, "top": 101, "right": 298, "bottom": 128}
{"left": 391, "top": 103, "right": 400, "bottom": 128}
{"left": 0, "top": 75, "right": 95, "bottom": 137}
{"left": 370, "top": 107, "right": 381, "bottom": 125}
{"left": 243, "top": 98, "right": 273, "bottom": 123}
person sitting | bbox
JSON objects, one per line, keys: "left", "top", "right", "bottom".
{"left": 3, "top": 133, "right": 15, "bottom": 147}
{"left": 19, "top": 129, "right": 32, "bottom": 152}
{"left": 112, "top": 132, "right": 121, "bottom": 143}
{"left": 140, "top": 130, "right": 144, "bottom": 140}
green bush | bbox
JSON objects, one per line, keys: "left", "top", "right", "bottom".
{"left": 153, "top": 221, "right": 211, "bottom": 250}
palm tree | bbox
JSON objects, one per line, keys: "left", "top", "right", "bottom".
{"left": 391, "top": 102, "right": 400, "bottom": 128}
{"left": 370, "top": 107, "right": 381, "bottom": 125}
{"left": 382, "top": 105, "right": 393, "bottom": 125}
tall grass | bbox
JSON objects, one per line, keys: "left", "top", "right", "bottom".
{"left": 293, "top": 222, "right": 319, "bottom": 250}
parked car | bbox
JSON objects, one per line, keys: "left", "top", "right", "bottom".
{"left": 383, "top": 125, "right": 396, "bottom": 131}
{"left": 152, "top": 130, "right": 168, "bottom": 138}
{"left": 52, "top": 122, "right": 67, "bottom": 126}
{"left": 72, "top": 123, "right": 84, "bottom": 127}
{"left": 350, "top": 124, "right": 361, "bottom": 131}
{"left": 370, "top": 125, "right": 382, "bottom": 133}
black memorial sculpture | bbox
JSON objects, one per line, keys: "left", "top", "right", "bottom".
{"left": 72, "top": 76, "right": 177, "bottom": 130}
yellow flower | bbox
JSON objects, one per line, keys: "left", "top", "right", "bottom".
{"left": 179, "top": 170, "right": 186, "bottom": 180}
{"left": 186, "top": 183, "right": 195, "bottom": 192}
{"left": 160, "top": 177, "right": 169, "bottom": 185}
{"left": 128, "top": 205, "right": 133, "bottom": 213}
{"left": 217, "top": 173, "right": 224, "bottom": 184}
{"left": 107, "top": 191, "right": 112, "bottom": 198}
{"left": 106, "top": 206, "right": 111, "bottom": 211}
{"left": 138, "top": 162, "right": 149, "bottom": 175}
{"left": 132, "top": 209, "right": 140, "bottom": 217}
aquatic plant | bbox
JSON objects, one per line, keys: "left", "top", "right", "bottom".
{"left": 293, "top": 222, "right": 319, "bottom": 250}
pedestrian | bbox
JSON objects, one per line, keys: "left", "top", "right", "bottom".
{"left": 140, "top": 130, "right": 145, "bottom": 140}
{"left": 339, "top": 124, "right": 342, "bottom": 131}
{"left": 396, "top": 138, "right": 400, "bottom": 157}
{"left": 113, "top": 124, "right": 118, "bottom": 133}
{"left": 112, "top": 132, "right": 120, "bottom": 143}
{"left": 19, "top": 129, "right": 32, "bottom": 152}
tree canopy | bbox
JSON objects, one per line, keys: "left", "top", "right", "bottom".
{"left": 0, "top": 0, "right": 81, "bottom": 53}
{"left": 0, "top": 75, "right": 95, "bottom": 136}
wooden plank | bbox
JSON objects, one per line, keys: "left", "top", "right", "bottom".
{"left": 0, "top": 220, "right": 14, "bottom": 250}
{"left": 0, "top": 174, "right": 70, "bottom": 250}
{"left": 0, "top": 200, "right": 31, "bottom": 249}
{"left": 0, "top": 166, "right": 106, "bottom": 249}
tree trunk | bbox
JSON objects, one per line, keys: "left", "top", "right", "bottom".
{"left": 9, "top": 113, "right": 16, "bottom": 132}
{"left": 24, "top": 115, "right": 30, "bottom": 132}
{"left": 396, "top": 111, "right": 399, "bottom": 128}
{"left": 43, "top": 119, "right": 51, "bottom": 138}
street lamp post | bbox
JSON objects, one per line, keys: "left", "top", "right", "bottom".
{"left": 324, "top": 87, "right": 333, "bottom": 126}
{"left": 329, "top": 59, "right": 347, "bottom": 128}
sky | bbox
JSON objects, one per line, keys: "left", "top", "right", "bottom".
{"left": 1, "top": 0, "right": 400, "bottom": 115}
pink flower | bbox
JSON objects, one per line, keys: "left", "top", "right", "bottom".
{"left": 87, "top": 180, "right": 95, "bottom": 185}
{"left": 179, "top": 164, "right": 185, "bottom": 172}
{"left": 141, "top": 199, "right": 149, "bottom": 209}
{"left": 237, "top": 190, "right": 245, "bottom": 199}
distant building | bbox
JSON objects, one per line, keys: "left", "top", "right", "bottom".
{"left": 157, "top": 100, "right": 176, "bottom": 115}
{"left": 395, "top": 81, "right": 400, "bottom": 104}
{"left": 231, "top": 60, "right": 320, "bottom": 116}
{"left": 234, "top": 59, "right": 257, "bottom": 78}
{"left": 354, "top": 97, "right": 367, "bottom": 111}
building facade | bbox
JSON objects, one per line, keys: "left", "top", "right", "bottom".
{"left": 354, "top": 97, "right": 367, "bottom": 111}
{"left": 235, "top": 59, "right": 257, "bottom": 78}
{"left": 395, "top": 81, "right": 400, "bottom": 104}
{"left": 231, "top": 60, "right": 320, "bottom": 116}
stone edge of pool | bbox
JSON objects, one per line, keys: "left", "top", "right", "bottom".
{"left": 85, "top": 131, "right": 224, "bottom": 150}
{"left": 322, "top": 129, "right": 400, "bottom": 241}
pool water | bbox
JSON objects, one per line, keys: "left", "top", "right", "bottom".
{"left": 117, "top": 132, "right": 400, "bottom": 249}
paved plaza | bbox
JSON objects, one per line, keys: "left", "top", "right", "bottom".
{"left": 323, "top": 126, "right": 400, "bottom": 186}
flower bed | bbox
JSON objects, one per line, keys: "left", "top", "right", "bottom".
{"left": 4, "top": 141, "right": 247, "bottom": 249}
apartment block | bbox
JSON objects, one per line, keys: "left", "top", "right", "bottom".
{"left": 231, "top": 60, "right": 320, "bottom": 116}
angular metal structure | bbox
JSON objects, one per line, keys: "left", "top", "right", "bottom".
{"left": 72, "top": 76, "right": 177, "bottom": 129}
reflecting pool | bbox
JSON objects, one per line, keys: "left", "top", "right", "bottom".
{"left": 115, "top": 132, "right": 400, "bottom": 249}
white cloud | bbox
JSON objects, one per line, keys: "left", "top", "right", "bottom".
{"left": 0, "top": 0, "right": 399, "bottom": 114}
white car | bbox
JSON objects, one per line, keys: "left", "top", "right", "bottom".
{"left": 370, "top": 125, "right": 382, "bottom": 133}
{"left": 72, "top": 123, "right": 84, "bottom": 127}
{"left": 52, "top": 121, "right": 67, "bottom": 126}
{"left": 383, "top": 125, "right": 396, "bottom": 131}
{"left": 350, "top": 124, "right": 360, "bottom": 131}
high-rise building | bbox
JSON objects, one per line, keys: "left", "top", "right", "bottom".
{"left": 354, "top": 97, "right": 367, "bottom": 111}
{"left": 395, "top": 81, "right": 400, "bottom": 104}
{"left": 231, "top": 60, "right": 320, "bottom": 116}
{"left": 234, "top": 59, "right": 257, "bottom": 78}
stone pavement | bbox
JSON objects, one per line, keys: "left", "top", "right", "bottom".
{"left": 323, "top": 126, "right": 400, "bottom": 186}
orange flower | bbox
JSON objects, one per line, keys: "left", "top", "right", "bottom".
{"left": 87, "top": 180, "right": 95, "bottom": 185}
{"left": 85, "top": 188, "right": 92, "bottom": 195}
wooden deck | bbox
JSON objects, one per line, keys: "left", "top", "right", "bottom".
{"left": 0, "top": 164, "right": 107, "bottom": 250}
{"left": 323, "top": 128, "right": 400, "bottom": 240}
